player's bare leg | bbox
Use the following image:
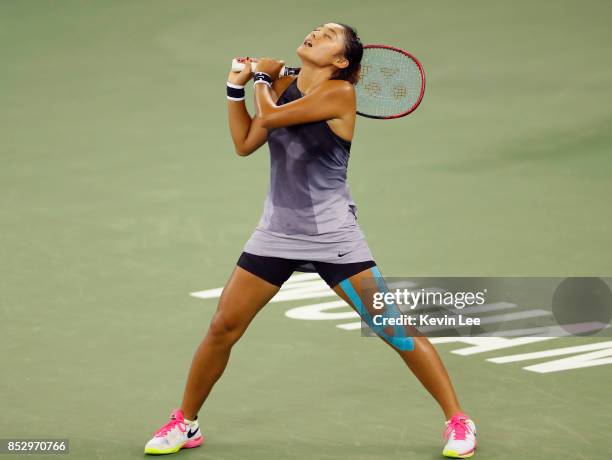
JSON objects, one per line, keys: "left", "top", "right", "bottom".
{"left": 332, "top": 268, "right": 461, "bottom": 417}
{"left": 180, "top": 267, "right": 280, "bottom": 419}
{"left": 333, "top": 267, "right": 477, "bottom": 458}
{"left": 145, "top": 267, "right": 279, "bottom": 454}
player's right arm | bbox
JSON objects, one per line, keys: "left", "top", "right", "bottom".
{"left": 227, "top": 59, "right": 265, "bottom": 156}
{"left": 226, "top": 59, "right": 287, "bottom": 157}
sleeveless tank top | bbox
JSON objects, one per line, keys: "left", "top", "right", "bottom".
{"left": 257, "top": 78, "right": 356, "bottom": 236}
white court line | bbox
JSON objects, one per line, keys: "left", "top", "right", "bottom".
{"left": 285, "top": 300, "right": 358, "bottom": 321}
{"left": 477, "top": 322, "right": 610, "bottom": 337}
{"left": 488, "top": 340, "right": 612, "bottom": 363}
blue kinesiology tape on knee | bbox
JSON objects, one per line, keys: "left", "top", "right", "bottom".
{"left": 338, "top": 278, "right": 373, "bottom": 323}
{"left": 370, "top": 266, "right": 406, "bottom": 339}
{"left": 371, "top": 267, "right": 414, "bottom": 351}
{"left": 338, "top": 277, "right": 414, "bottom": 351}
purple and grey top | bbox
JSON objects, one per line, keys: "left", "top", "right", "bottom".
{"left": 244, "top": 78, "right": 373, "bottom": 264}
{"left": 258, "top": 78, "right": 356, "bottom": 235}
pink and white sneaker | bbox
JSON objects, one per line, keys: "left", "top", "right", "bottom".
{"left": 144, "top": 409, "right": 203, "bottom": 455}
{"left": 442, "top": 412, "right": 477, "bottom": 458}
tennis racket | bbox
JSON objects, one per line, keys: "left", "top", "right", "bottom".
{"left": 231, "top": 45, "right": 425, "bottom": 119}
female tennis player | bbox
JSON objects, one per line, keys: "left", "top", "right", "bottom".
{"left": 144, "top": 23, "right": 477, "bottom": 458}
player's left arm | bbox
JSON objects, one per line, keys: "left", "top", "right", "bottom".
{"left": 253, "top": 58, "right": 355, "bottom": 129}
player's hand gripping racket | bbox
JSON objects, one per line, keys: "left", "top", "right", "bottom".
{"left": 231, "top": 45, "right": 425, "bottom": 119}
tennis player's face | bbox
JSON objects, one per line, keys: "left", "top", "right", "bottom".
{"left": 297, "top": 23, "right": 346, "bottom": 67}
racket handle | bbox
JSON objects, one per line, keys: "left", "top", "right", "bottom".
{"left": 231, "top": 58, "right": 299, "bottom": 76}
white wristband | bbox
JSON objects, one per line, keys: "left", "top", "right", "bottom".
{"left": 226, "top": 81, "right": 245, "bottom": 89}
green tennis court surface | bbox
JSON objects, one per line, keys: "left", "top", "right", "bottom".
{"left": 1, "top": 1, "right": 611, "bottom": 458}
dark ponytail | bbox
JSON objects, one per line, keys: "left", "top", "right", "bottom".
{"left": 331, "top": 23, "right": 363, "bottom": 85}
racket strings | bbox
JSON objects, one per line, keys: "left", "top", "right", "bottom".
{"left": 356, "top": 47, "right": 423, "bottom": 118}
